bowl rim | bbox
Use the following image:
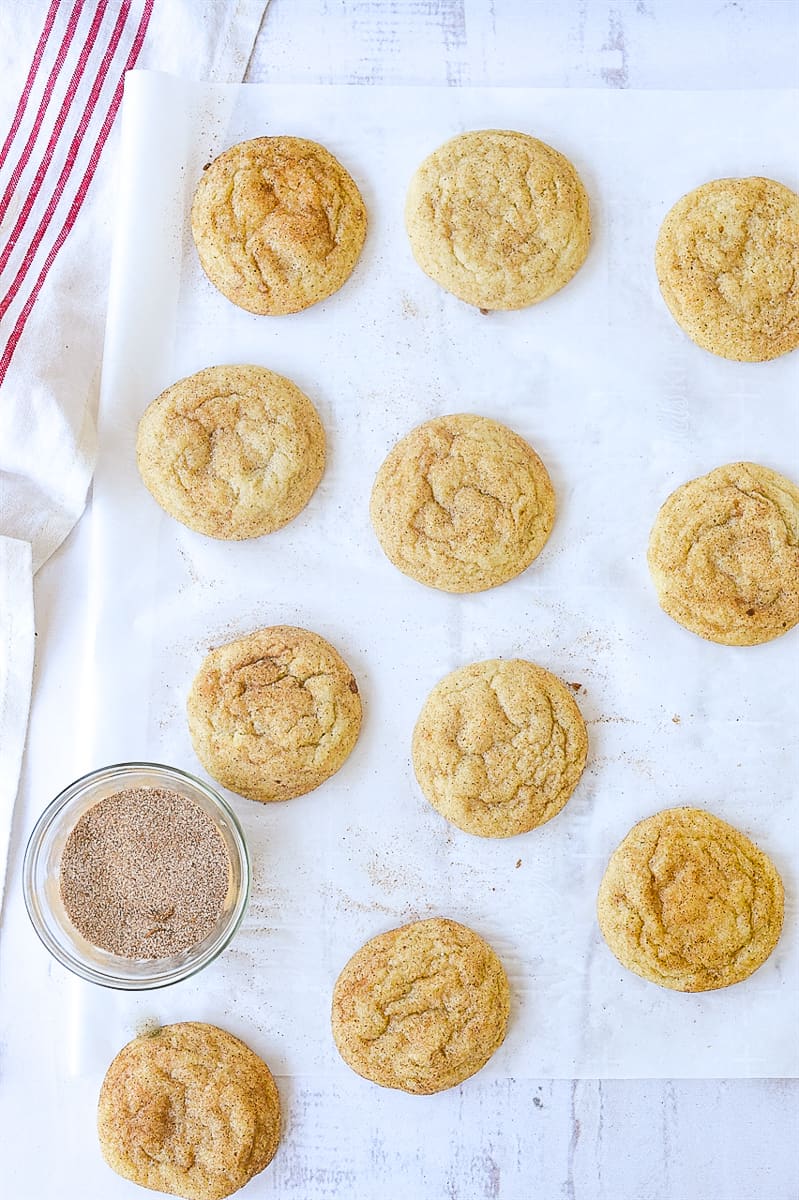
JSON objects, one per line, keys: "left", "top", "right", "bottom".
{"left": 22, "top": 760, "right": 251, "bottom": 990}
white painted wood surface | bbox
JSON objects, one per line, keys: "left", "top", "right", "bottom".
{"left": 248, "top": 0, "right": 799, "bottom": 91}
{"left": 1, "top": 3, "right": 797, "bottom": 1199}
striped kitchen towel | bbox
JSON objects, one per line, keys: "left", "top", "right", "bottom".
{"left": 0, "top": 0, "right": 269, "bottom": 906}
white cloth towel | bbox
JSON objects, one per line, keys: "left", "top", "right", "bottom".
{"left": 0, "top": 0, "right": 269, "bottom": 903}
{"left": 0, "top": 537, "right": 34, "bottom": 900}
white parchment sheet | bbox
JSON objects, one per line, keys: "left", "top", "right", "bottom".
{"left": 87, "top": 74, "right": 798, "bottom": 1080}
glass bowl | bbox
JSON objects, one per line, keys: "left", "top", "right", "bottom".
{"left": 22, "top": 762, "right": 250, "bottom": 990}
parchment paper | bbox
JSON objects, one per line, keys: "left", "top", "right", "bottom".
{"left": 87, "top": 73, "right": 798, "bottom": 1079}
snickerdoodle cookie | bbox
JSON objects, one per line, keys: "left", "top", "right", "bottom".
{"left": 655, "top": 176, "right": 799, "bottom": 361}
{"left": 370, "top": 414, "right": 555, "bottom": 593}
{"left": 136, "top": 365, "right": 325, "bottom": 539}
{"left": 97, "top": 1022, "right": 281, "bottom": 1200}
{"left": 331, "top": 918, "right": 509, "bottom": 1094}
{"left": 647, "top": 461, "right": 799, "bottom": 645}
{"left": 191, "top": 136, "right": 367, "bottom": 314}
{"left": 412, "top": 659, "right": 587, "bottom": 838}
{"left": 597, "top": 808, "right": 784, "bottom": 992}
{"left": 187, "top": 625, "right": 362, "bottom": 802}
{"left": 405, "top": 129, "right": 590, "bottom": 310}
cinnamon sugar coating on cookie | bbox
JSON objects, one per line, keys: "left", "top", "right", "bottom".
{"left": 597, "top": 808, "right": 784, "bottom": 992}
{"left": 370, "top": 414, "right": 555, "bottom": 593}
{"left": 187, "top": 625, "right": 362, "bottom": 803}
{"left": 331, "top": 918, "right": 509, "bottom": 1094}
{"left": 413, "top": 659, "right": 587, "bottom": 837}
{"left": 97, "top": 1022, "right": 281, "bottom": 1200}
{"left": 191, "top": 136, "right": 366, "bottom": 315}
{"left": 647, "top": 461, "right": 799, "bottom": 645}
{"left": 655, "top": 176, "right": 799, "bottom": 361}
{"left": 405, "top": 129, "right": 590, "bottom": 310}
{"left": 136, "top": 365, "right": 325, "bottom": 540}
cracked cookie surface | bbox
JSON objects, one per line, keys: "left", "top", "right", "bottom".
{"left": 331, "top": 918, "right": 509, "bottom": 1094}
{"left": 136, "top": 365, "right": 325, "bottom": 540}
{"left": 191, "top": 136, "right": 367, "bottom": 315}
{"left": 655, "top": 176, "right": 799, "bottom": 361}
{"left": 187, "top": 625, "right": 362, "bottom": 803}
{"left": 412, "top": 659, "right": 588, "bottom": 838}
{"left": 405, "top": 129, "right": 590, "bottom": 310}
{"left": 97, "top": 1022, "right": 281, "bottom": 1200}
{"left": 647, "top": 461, "right": 799, "bottom": 645}
{"left": 369, "top": 414, "right": 555, "bottom": 593}
{"left": 597, "top": 808, "right": 784, "bottom": 992}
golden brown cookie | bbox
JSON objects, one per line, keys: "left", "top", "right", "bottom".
{"left": 191, "top": 136, "right": 367, "bottom": 315}
{"left": 331, "top": 918, "right": 509, "bottom": 1094}
{"left": 369, "top": 414, "right": 555, "bottom": 593}
{"left": 187, "top": 625, "right": 362, "bottom": 803}
{"left": 405, "top": 129, "right": 590, "bottom": 310}
{"left": 97, "top": 1022, "right": 281, "bottom": 1200}
{"left": 647, "top": 461, "right": 799, "bottom": 646}
{"left": 136, "top": 365, "right": 325, "bottom": 540}
{"left": 597, "top": 807, "right": 784, "bottom": 992}
{"left": 655, "top": 176, "right": 799, "bottom": 361}
{"left": 412, "top": 659, "right": 587, "bottom": 838}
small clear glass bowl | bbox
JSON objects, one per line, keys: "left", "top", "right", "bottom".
{"left": 22, "top": 762, "right": 250, "bottom": 990}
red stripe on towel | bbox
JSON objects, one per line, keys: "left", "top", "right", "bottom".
{"left": 0, "top": 1, "right": 154, "bottom": 385}
{"left": 0, "top": 0, "right": 114, "bottom": 281}
{"left": 0, "top": 0, "right": 62, "bottom": 172}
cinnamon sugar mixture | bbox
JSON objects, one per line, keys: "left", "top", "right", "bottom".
{"left": 59, "top": 787, "right": 230, "bottom": 959}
